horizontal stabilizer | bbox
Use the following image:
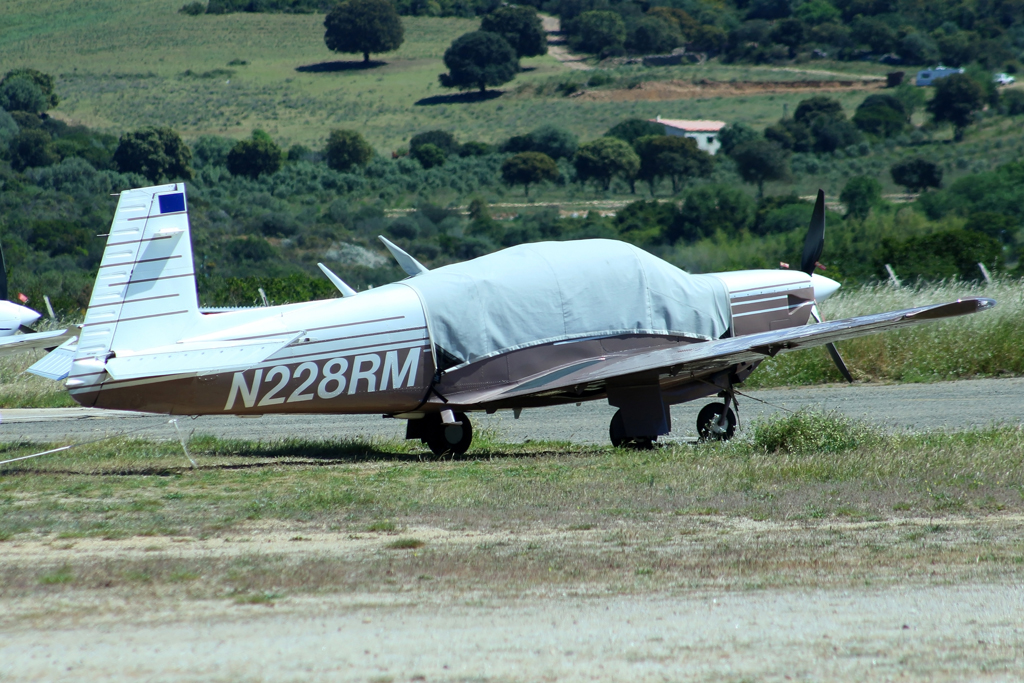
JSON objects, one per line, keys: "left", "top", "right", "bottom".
{"left": 26, "top": 336, "right": 78, "bottom": 381}
{"left": 379, "top": 236, "right": 429, "bottom": 277}
{"left": 0, "top": 328, "right": 78, "bottom": 358}
{"left": 105, "top": 332, "right": 303, "bottom": 381}
{"left": 317, "top": 263, "right": 357, "bottom": 297}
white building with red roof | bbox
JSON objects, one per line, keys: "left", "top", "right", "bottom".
{"left": 649, "top": 117, "right": 726, "bottom": 155}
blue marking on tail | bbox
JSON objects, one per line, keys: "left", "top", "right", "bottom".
{"left": 158, "top": 193, "right": 185, "bottom": 214}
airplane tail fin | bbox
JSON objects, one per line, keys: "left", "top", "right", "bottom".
{"left": 73, "top": 184, "right": 200, "bottom": 367}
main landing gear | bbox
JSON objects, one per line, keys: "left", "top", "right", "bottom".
{"left": 696, "top": 386, "right": 739, "bottom": 442}
{"left": 406, "top": 411, "right": 473, "bottom": 457}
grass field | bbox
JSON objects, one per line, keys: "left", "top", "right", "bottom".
{"left": 1, "top": 412, "right": 1022, "bottom": 600}
{"left": 0, "top": 0, "right": 941, "bottom": 155}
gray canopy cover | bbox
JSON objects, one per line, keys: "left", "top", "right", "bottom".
{"left": 403, "top": 239, "right": 732, "bottom": 368}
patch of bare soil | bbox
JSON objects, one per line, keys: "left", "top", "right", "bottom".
{"left": 574, "top": 78, "right": 886, "bottom": 102}
{"left": 1, "top": 515, "right": 1023, "bottom": 681}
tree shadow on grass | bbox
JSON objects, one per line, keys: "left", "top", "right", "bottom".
{"left": 296, "top": 60, "right": 388, "bottom": 73}
{"left": 415, "top": 90, "right": 505, "bottom": 106}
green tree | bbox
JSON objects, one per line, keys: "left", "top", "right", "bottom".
{"left": 501, "top": 151, "right": 558, "bottom": 196}
{"left": 410, "top": 130, "right": 459, "bottom": 156}
{"left": 625, "top": 17, "right": 681, "bottom": 54}
{"left": 853, "top": 94, "right": 907, "bottom": 137}
{"left": 890, "top": 158, "right": 943, "bottom": 193}
{"left": 113, "top": 127, "right": 194, "bottom": 183}
{"left": 503, "top": 124, "right": 578, "bottom": 159}
{"left": 0, "top": 76, "right": 46, "bottom": 113}
{"left": 793, "top": 96, "right": 844, "bottom": 126}
{"left": 324, "top": 0, "right": 404, "bottom": 64}
{"left": 605, "top": 118, "right": 664, "bottom": 145}
{"left": 325, "top": 129, "right": 373, "bottom": 172}
{"left": 480, "top": 6, "right": 547, "bottom": 58}
{"left": 412, "top": 142, "right": 446, "bottom": 168}
{"left": 439, "top": 31, "right": 519, "bottom": 93}
{"left": 840, "top": 175, "right": 882, "bottom": 220}
{"left": 671, "top": 184, "right": 755, "bottom": 241}
{"left": 9, "top": 129, "right": 57, "bottom": 171}
{"left": 634, "top": 135, "right": 712, "bottom": 195}
{"left": 729, "top": 139, "right": 790, "bottom": 199}
{"left": 572, "top": 11, "right": 626, "bottom": 55}
{"left": 879, "top": 229, "right": 1001, "bottom": 281}
{"left": 927, "top": 73, "right": 984, "bottom": 142}
{"left": 0, "top": 69, "right": 58, "bottom": 109}
{"left": 574, "top": 137, "right": 640, "bottom": 191}
{"left": 717, "top": 122, "right": 760, "bottom": 155}
{"left": 226, "top": 130, "right": 282, "bottom": 179}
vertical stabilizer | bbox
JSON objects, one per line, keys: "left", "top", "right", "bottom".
{"left": 70, "top": 185, "right": 200, "bottom": 392}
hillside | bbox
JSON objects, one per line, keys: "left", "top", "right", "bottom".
{"left": 1, "top": 0, "right": 1022, "bottom": 319}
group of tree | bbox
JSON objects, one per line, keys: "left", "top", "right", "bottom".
{"left": 552, "top": 0, "right": 1024, "bottom": 73}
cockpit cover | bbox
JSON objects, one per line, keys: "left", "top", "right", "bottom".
{"left": 401, "top": 239, "right": 732, "bottom": 369}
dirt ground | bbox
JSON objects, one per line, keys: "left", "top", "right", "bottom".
{"left": 2, "top": 514, "right": 1023, "bottom": 681}
{"left": 572, "top": 78, "right": 886, "bottom": 103}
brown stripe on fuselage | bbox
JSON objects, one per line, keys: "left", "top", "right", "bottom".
{"left": 107, "top": 272, "right": 195, "bottom": 287}
{"left": 127, "top": 211, "right": 187, "bottom": 221}
{"left": 87, "top": 293, "right": 180, "bottom": 309}
{"left": 99, "top": 254, "right": 182, "bottom": 269}
{"left": 217, "top": 315, "right": 407, "bottom": 342}
{"left": 81, "top": 310, "right": 188, "bottom": 327}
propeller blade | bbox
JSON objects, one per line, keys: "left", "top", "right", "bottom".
{"left": 800, "top": 189, "right": 826, "bottom": 276}
{"left": 19, "top": 325, "right": 36, "bottom": 335}
{"left": 825, "top": 342, "right": 854, "bottom": 383}
{"left": 0, "top": 233, "right": 7, "bottom": 302}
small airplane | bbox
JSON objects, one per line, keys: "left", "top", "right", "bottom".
{"left": 0, "top": 241, "right": 44, "bottom": 336}
{"left": 0, "top": 183, "right": 995, "bottom": 453}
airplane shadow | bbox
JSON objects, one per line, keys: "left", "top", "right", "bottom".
{"left": 295, "top": 60, "right": 387, "bottom": 73}
{"left": 414, "top": 90, "right": 504, "bottom": 106}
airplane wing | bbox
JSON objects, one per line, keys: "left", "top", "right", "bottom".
{"left": 0, "top": 328, "right": 78, "bottom": 358}
{"left": 466, "top": 298, "right": 995, "bottom": 403}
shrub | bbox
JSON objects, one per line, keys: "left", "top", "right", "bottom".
{"left": 325, "top": 129, "right": 373, "bottom": 172}
{"left": 226, "top": 131, "right": 282, "bottom": 179}
{"left": 410, "top": 130, "right": 458, "bottom": 156}
{"left": 9, "top": 129, "right": 57, "bottom": 171}
{"left": 890, "top": 158, "right": 942, "bottom": 193}
{"left": 0, "top": 76, "right": 46, "bottom": 113}
{"left": 750, "top": 410, "right": 881, "bottom": 455}
{"left": 571, "top": 11, "right": 626, "bottom": 55}
{"left": 605, "top": 118, "right": 664, "bottom": 145}
{"left": 878, "top": 229, "right": 1002, "bottom": 281}
{"left": 411, "top": 142, "right": 446, "bottom": 169}
{"left": 503, "top": 124, "right": 577, "bottom": 159}
{"left": 190, "top": 135, "right": 235, "bottom": 168}
{"left": 179, "top": 2, "right": 207, "bottom": 14}
{"left": 840, "top": 176, "right": 882, "bottom": 220}
{"left": 114, "top": 126, "right": 194, "bottom": 183}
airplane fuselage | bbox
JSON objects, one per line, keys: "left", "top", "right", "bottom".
{"left": 69, "top": 268, "right": 834, "bottom": 417}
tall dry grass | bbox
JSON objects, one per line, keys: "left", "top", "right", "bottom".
{"left": 748, "top": 278, "right": 1024, "bottom": 387}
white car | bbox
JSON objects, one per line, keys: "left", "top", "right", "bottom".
{"left": 994, "top": 73, "right": 1016, "bottom": 85}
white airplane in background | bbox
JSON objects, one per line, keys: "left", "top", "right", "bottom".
{"left": 0, "top": 241, "right": 44, "bottom": 336}
{"left": 0, "top": 184, "right": 995, "bottom": 453}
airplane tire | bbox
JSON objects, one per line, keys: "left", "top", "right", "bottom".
{"left": 609, "top": 409, "right": 654, "bottom": 450}
{"left": 425, "top": 412, "right": 473, "bottom": 457}
{"left": 697, "top": 403, "right": 736, "bottom": 442}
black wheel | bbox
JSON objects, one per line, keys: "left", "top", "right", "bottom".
{"left": 609, "top": 409, "right": 654, "bottom": 450}
{"left": 697, "top": 403, "right": 736, "bottom": 442}
{"left": 425, "top": 412, "right": 473, "bottom": 456}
